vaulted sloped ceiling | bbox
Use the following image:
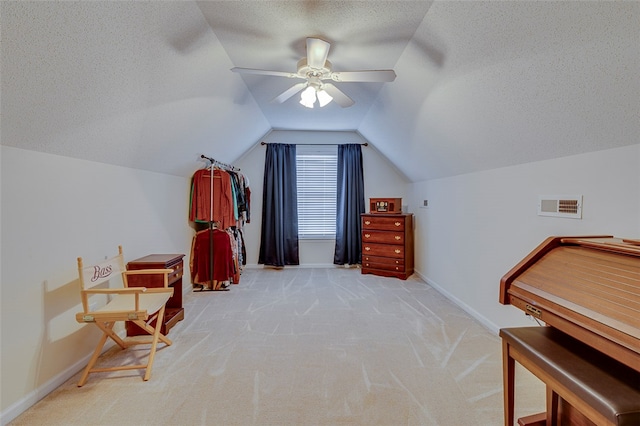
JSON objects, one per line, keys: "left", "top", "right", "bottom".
{"left": 360, "top": 1, "right": 640, "bottom": 181}
{"left": 1, "top": 1, "right": 271, "bottom": 178}
{"left": 2, "top": 1, "right": 639, "bottom": 182}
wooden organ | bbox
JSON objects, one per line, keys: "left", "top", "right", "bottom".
{"left": 499, "top": 236, "right": 640, "bottom": 425}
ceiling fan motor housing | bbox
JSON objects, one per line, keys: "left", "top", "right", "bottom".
{"left": 297, "top": 58, "right": 332, "bottom": 80}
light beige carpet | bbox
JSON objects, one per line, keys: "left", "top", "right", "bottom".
{"left": 10, "top": 267, "right": 544, "bottom": 425}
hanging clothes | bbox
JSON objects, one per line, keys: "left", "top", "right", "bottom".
{"left": 189, "top": 168, "right": 236, "bottom": 229}
{"left": 190, "top": 228, "right": 235, "bottom": 289}
{"left": 226, "top": 228, "right": 241, "bottom": 284}
{"left": 245, "top": 185, "right": 251, "bottom": 223}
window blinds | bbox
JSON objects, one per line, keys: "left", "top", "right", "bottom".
{"left": 296, "top": 145, "right": 338, "bottom": 239}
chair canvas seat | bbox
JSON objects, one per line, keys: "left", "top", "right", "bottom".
{"left": 75, "top": 246, "right": 174, "bottom": 386}
{"left": 95, "top": 292, "right": 170, "bottom": 316}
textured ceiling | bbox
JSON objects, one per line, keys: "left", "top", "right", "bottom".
{"left": 2, "top": 1, "right": 639, "bottom": 181}
{"left": 196, "top": 1, "right": 433, "bottom": 130}
{"left": 360, "top": 0, "right": 640, "bottom": 180}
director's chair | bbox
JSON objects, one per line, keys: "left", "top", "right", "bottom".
{"left": 75, "top": 246, "right": 173, "bottom": 386}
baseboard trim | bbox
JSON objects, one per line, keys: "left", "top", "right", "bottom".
{"left": 414, "top": 269, "right": 500, "bottom": 336}
{"left": 1, "top": 331, "right": 125, "bottom": 426}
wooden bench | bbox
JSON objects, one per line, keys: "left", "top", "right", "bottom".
{"left": 500, "top": 326, "right": 640, "bottom": 426}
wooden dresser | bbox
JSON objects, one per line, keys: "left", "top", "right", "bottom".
{"left": 125, "top": 253, "right": 185, "bottom": 336}
{"left": 361, "top": 213, "right": 414, "bottom": 280}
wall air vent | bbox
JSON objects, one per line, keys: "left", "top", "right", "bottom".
{"left": 537, "top": 195, "right": 582, "bottom": 219}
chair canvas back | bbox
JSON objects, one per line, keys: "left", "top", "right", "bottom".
{"left": 78, "top": 252, "right": 126, "bottom": 290}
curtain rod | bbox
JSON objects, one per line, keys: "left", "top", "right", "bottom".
{"left": 260, "top": 141, "right": 368, "bottom": 146}
{"left": 200, "top": 154, "right": 240, "bottom": 171}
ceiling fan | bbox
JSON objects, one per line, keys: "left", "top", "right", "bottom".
{"left": 231, "top": 37, "right": 396, "bottom": 108}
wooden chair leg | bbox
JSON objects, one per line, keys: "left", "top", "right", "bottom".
{"left": 144, "top": 305, "right": 166, "bottom": 381}
{"left": 78, "top": 328, "right": 110, "bottom": 387}
{"left": 503, "top": 339, "right": 515, "bottom": 426}
{"left": 78, "top": 308, "right": 171, "bottom": 385}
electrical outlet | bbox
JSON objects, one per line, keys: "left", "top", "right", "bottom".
{"left": 420, "top": 199, "right": 428, "bottom": 208}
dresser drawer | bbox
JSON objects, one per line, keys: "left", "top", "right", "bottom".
{"left": 362, "top": 230, "right": 405, "bottom": 245}
{"left": 168, "top": 261, "right": 183, "bottom": 285}
{"left": 363, "top": 262, "right": 406, "bottom": 273}
{"left": 362, "top": 255, "right": 404, "bottom": 266}
{"left": 362, "top": 243, "right": 405, "bottom": 258}
{"left": 362, "top": 216, "right": 405, "bottom": 231}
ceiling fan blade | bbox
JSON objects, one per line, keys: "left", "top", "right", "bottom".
{"left": 306, "top": 38, "right": 330, "bottom": 69}
{"left": 323, "top": 83, "right": 355, "bottom": 108}
{"left": 231, "top": 67, "right": 301, "bottom": 79}
{"left": 271, "top": 82, "right": 307, "bottom": 104}
{"left": 330, "top": 70, "right": 396, "bottom": 83}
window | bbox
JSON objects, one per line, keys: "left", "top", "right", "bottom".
{"left": 296, "top": 145, "right": 337, "bottom": 239}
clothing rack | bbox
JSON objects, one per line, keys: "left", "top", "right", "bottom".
{"left": 200, "top": 154, "right": 240, "bottom": 171}
{"left": 195, "top": 154, "right": 240, "bottom": 292}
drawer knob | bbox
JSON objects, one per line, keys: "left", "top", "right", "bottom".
{"left": 396, "top": 267, "right": 399, "bottom": 270}
{"left": 395, "top": 222, "right": 401, "bottom": 226}
{"left": 394, "top": 236, "right": 401, "bottom": 240}
{"left": 365, "top": 247, "right": 371, "bottom": 251}
{"left": 364, "top": 233, "right": 371, "bottom": 238}
{"left": 394, "top": 249, "right": 401, "bottom": 254}
{"left": 365, "top": 220, "right": 371, "bottom": 225}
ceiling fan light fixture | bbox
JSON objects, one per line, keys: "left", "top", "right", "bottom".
{"left": 300, "top": 86, "right": 316, "bottom": 108}
{"left": 317, "top": 89, "right": 333, "bottom": 107}
{"left": 234, "top": 37, "right": 395, "bottom": 109}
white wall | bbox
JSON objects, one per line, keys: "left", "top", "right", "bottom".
{"left": 235, "top": 130, "right": 410, "bottom": 266}
{"left": 6, "top": 141, "right": 636, "bottom": 422}
{"left": 409, "top": 144, "right": 640, "bottom": 333}
{"left": 0, "top": 146, "right": 193, "bottom": 421}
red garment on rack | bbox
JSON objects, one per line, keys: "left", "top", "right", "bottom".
{"left": 190, "top": 229, "right": 234, "bottom": 284}
{"left": 190, "top": 169, "right": 235, "bottom": 229}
